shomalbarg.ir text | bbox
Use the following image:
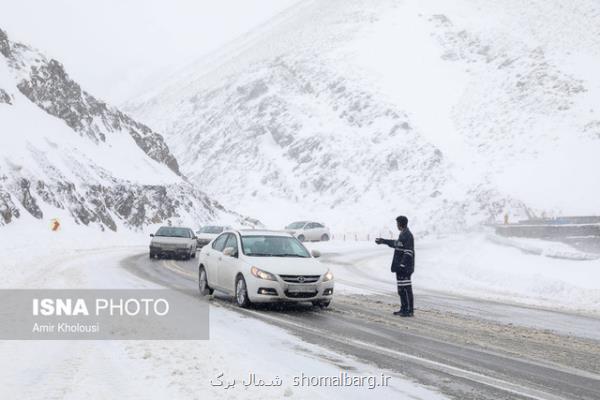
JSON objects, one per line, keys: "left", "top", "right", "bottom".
{"left": 293, "top": 372, "right": 391, "bottom": 389}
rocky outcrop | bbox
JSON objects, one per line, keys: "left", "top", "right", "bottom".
{"left": 0, "top": 28, "right": 10, "bottom": 58}
{"left": 1, "top": 28, "right": 180, "bottom": 175}
{"left": 0, "top": 27, "right": 255, "bottom": 231}
{"left": 0, "top": 188, "right": 20, "bottom": 224}
{"left": 18, "top": 179, "right": 43, "bottom": 219}
{"left": 0, "top": 172, "right": 256, "bottom": 231}
{"left": 0, "top": 88, "right": 11, "bottom": 104}
{"left": 15, "top": 59, "right": 181, "bottom": 175}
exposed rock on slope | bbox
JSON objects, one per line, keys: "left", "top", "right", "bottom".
{"left": 6, "top": 32, "right": 180, "bottom": 175}
{"left": 0, "top": 27, "right": 248, "bottom": 231}
{"left": 128, "top": 0, "right": 600, "bottom": 233}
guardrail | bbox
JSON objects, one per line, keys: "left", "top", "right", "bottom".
{"left": 493, "top": 221, "right": 600, "bottom": 254}
{"left": 494, "top": 224, "right": 600, "bottom": 239}
{"left": 330, "top": 231, "right": 397, "bottom": 241}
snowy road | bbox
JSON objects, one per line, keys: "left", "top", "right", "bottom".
{"left": 123, "top": 248, "right": 600, "bottom": 400}
{"left": 320, "top": 247, "right": 600, "bottom": 341}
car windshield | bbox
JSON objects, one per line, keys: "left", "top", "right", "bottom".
{"left": 198, "top": 226, "right": 224, "bottom": 234}
{"left": 155, "top": 227, "right": 190, "bottom": 238}
{"left": 241, "top": 235, "right": 310, "bottom": 258}
{"left": 286, "top": 221, "right": 307, "bottom": 229}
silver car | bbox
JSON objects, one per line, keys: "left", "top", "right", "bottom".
{"left": 149, "top": 226, "right": 197, "bottom": 260}
{"left": 284, "top": 221, "right": 331, "bottom": 242}
{"left": 195, "top": 225, "right": 232, "bottom": 248}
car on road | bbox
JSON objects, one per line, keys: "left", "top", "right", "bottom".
{"left": 197, "top": 230, "right": 334, "bottom": 308}
{"left": 284, "top": 221, "right": 330, "bottom": 242}
{"left": 195, "top": 225, "right": 232, "bottom": 248}
{"left": 149, "top": 226, "right": 197, "bottom": 260}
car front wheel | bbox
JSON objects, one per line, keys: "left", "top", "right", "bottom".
{"left": 198, "top": 267, "right": 214, "bottom": 296}
{"left": 297, "top": 234, "right": 305, "bottom": 242}
{"left": 235, "top": 276, "right": 251, "bottom": 308}
{"left": 320, "top": 234, "right": 329, "bottom": 241}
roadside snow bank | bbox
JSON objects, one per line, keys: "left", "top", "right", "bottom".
{"left": 0, "top": 226, "right": 447, "bottom": 400}
{"left": 487, "top": 234, "right": 599, "bottom": 261}
{"left": 418, "top": 233, "right": 600, "bottom": 313}
{"left": 0, "top": 218, "right": 149, "bottom": 288}
{"left": 308, "top": 233, "right": 600, "bottom": 314}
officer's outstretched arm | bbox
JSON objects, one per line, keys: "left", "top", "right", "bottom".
{"left": 375, "top": 238, "right": 392, "bottom": 246}
{"left": 382, "top": 239, "right": 396, "bottom": 247}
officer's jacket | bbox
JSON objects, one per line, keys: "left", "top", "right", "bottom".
{"left": 382, "top": 228, "right": 414, "bottom": 273}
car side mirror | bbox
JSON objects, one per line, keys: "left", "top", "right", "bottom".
{"left": 192, "top": 235, "right": 198, "bottom": 240}
{"left": 150, "top": 234, "right": 154, "bottom": 237}
{"left": 311, "top": 250, "right": 321, "bottom": 258}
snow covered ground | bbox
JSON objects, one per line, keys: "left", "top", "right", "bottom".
{"left": 307, "top": 233, "right": 600, "bottom": 315}
{"left": 1, "top": 211, "right": 598, "bottom": 399}
{"left": 0, "top": 225, "right": 447, "bottom": 400}
{"left": 127, "top": 0, "right": 600, "bottom": 236}
{"left": 2, "top": 1, "right": 600, "bottom": 397}
{"left": 1, "top": 26, "right": 251, "bottom": 234}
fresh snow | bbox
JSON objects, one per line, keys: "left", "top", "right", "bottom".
{"left": 2, "top": 2, "right": 600, "bottom": 398}
{"left": 0, "top": 57, "right": 179, "bottom": 186}
{"left": 127, "top": 0, "right": 600, "bottom": 235}
{"left": 0, "top": 226, "right": 447, "bottom": 400}
{"left": 1, "top": 29, "right": 250, "bottom": 232}
{"left": 307, "top": 234, "right": 600, "bottom": 315}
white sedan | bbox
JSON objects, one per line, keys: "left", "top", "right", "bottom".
{"left": 284, "top": 221, "right": 331, "bottom": 242}
{"left": 195, "top": 225, "right": 232, "bottom": 248}
{"left": 197, "top": 230, "right": 334, "bottom": 307}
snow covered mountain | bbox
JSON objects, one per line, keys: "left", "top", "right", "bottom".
{"left": 127, "top": 0, "right": 600, "bottom": 234}
{"left": 0, "top": 27, "right": 252, "bottom": 231}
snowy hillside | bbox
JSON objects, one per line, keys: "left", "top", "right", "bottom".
{"left": 0, "top": 27, "right": 250, "bottom": 231}
{"left": 127, "top": 0, "right": 600, "bottom": 233}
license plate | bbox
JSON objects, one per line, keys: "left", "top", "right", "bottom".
{"left": 287, "top": 284, "right": 316, "bottom": 293}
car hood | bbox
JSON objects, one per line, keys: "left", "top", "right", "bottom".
{"left": 244, "top": 256, "right": 327, "bottom": 276}
{"left": 197, "top": 233, "right": 218, "bottom": 240}
{"left": 151, "top": 237, "right": 191, "bottom": 245}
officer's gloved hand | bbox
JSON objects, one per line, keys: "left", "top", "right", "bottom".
{"left": 375, "top": 238, "right": 384, "bottom": 244}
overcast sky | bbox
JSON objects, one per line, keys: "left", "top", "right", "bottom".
{"left": 0, "top": 0, "right": 298, "bottom": 104}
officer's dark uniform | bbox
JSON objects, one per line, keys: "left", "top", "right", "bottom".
{"left": 380, "top": 228, "right": 414, "bottom": 314}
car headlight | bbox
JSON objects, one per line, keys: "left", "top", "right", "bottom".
{"left": 322, "top": 270, "right": 334, "bottom": 282}
{"left": 251, "top": 266, "right": 276, "bottom": 281}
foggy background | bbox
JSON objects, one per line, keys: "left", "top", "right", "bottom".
{"left": 0, "top": 0, "right": 299, "bottom": 103}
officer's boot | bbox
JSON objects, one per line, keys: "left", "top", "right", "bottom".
{"left": 404, "top": 285, "right": 414, "bottom": 317}
{"left": 394, "top": 287, "right": 408, "bottom": 315}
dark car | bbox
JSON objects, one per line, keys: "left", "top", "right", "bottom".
{"left": 149, "top": 226, "right": 197, "bottom": 260}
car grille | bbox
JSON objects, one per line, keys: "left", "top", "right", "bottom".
{"left": 158, "top": 243, "right": 179, "bottom": 249}
{"left": 279, "top": 275, "right": 321, "bottom": 283}
{"left": 284, "top": 290, "right": 318, "bottom": 299}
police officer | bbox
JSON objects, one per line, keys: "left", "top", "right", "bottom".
{"left": 375, "top": 216, "right": 414, "bottom": 317}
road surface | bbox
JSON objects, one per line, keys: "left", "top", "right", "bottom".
{"left": 122, "top": 248, "right": 600, "bottom": 400}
